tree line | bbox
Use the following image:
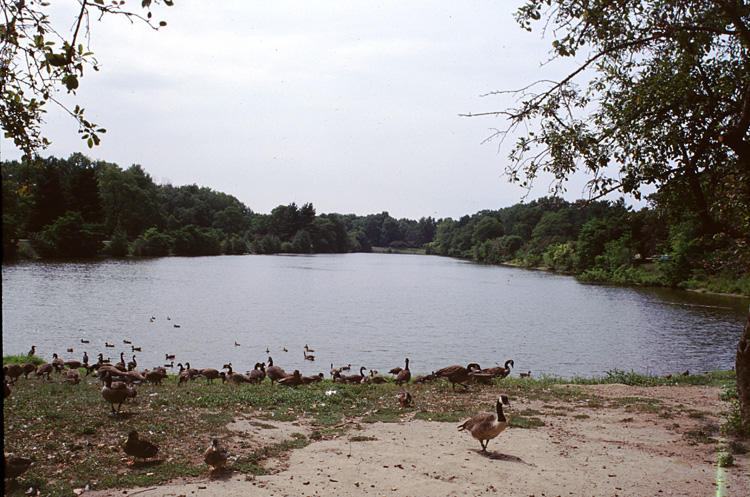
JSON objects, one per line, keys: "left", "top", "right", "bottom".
{"left": 1, "top": 153, "right": 747, "bottom": 296}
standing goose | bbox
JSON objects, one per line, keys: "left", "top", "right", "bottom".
{"left": 435, "top": 363, "right": 480, "bottom": 390}
{"left": 341, "top": 366, "right": 367, "bottom": 384}
{"left": 458, "top": 394, "right": 512, "bottom": 453}
{"left": 247, "top": 363, "right": 266, "bottom": 384}
{"left": 394, "top": 358, "right": 411, "bottom": 386}
{"left": 265, "top": 357, "right": 287, "bottom": 384}
{"left": 101, "top": 373, "right": 137, "bottom": 415}
{"left": 114, "top": 352, "right": 126, "bottom": 372}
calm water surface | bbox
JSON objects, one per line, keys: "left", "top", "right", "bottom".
{"left": 2, "top": 253, "right": 747, "bottom": 378}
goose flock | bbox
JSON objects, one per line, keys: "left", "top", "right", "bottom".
{"left": 4, "top": 338, "right": 524, "bottom": 483}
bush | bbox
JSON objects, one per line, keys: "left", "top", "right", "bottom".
{"left": 133, "top": 228, "right": 171, "bottom": 256}
{"left": 29, "top": 211, "right": 104, "bottom": 258}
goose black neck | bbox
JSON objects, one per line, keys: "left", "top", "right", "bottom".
{"left": 496, "top": 399, "right": 506, "bottom": 422}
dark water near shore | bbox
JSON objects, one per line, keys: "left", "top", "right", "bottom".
{"left": 2, "top": 253, "right": 747, "bottom": 378}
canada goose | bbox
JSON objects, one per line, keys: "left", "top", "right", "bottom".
{"left": 277, "top": 369, "right": 303, "bottom": 386}
{"left": 165, "top": 353, "right": 176, "bottom": 360}
{"left": 234, "top": 341, "right": 240, "bottom": 346}
{"left": 247, "top": 363, "right": 266, "bottom": 384}
{"left": 82, "top": 351, "right": 89, "bottom": 365}
{"left": 122, "top": 370, "right": 146, "bottom": 384}
{"left": 282, "top": 347, "right": 288, "bottom": 352}
{"left": 163, "top": 361, "right": 174, "bottom": 369}
{"left": 66, "top": 348, "right": 74, "bottom": 353}
{"left": 51, "top": 353, "right": 65, "bottom": 373}
{"left": 413, "top": 372, "right": 438, "bottom": 384}
{"left": 305, "top": 344, "right": 315, "bottom": 353}
{"left": 131, "top": 346, "right": 141, "bottom": 352}
{"left": 340, "top": 364, "right": 351, "bottom": 371}
{"left": 222, "top": 363, "right": 251, "bottom": 385}
{"left": 65, "top": 369, "right": 81, "bottom": 384}
{"left": 114, "top": 352, "right": 126, "bottom": 371}
{"left": 122, "top": 430, "right": 159, "bottom": 465}
{"left": 20, "top": 363, "right": 36, "bottom": 379}
{"left": 435, "top": 363, "right": 481, "bottom": 390}
{"left": 394, "top": 358, "right": 411, "bottom": 386}
{"left": 681, "top": 369, "right": 690, "bottom": 376}
{"left": 458, "top": 394, "right": 512, "bottom": 453}
{"left": 265, "top": 357, "right": 287, "bottom": 384}
{"left": 81, "top": 339, "right": 89, "bottom": 343}
{"left": 64, "top": 359, "right": 84, "bottom": 370}
{"left": 199, "top": 368, "right": 223, "bottom": 383}
{"left": 388, "top": 365, "right": 402, "bottom": 375}
{"left": 101, "top": 373, "right": 137, "bottom": 415}
{"left": 27, "top": 345, "right": 35, "bottom": 357}
{"left": 105, "top": 342, "right": 115, "bottom": 348}
{"left": 184, "top": 362, "right": 200, "bottom": 379}
{"left": 304, "top": 350, "right": 315, "bottom": 361}
{"left": 3, "top": 364, "right": 23, "bottom": 383}
{"left": 127, "top": 355, "right": 137, "bottom": 371}
{"left": 329, "top": 363, "right": 341, "bottom": 378}
{"left": 144, "top": 369, "right": 167, "bottom": 385}
{"left": 368, "top": 369, "right": 389, "bottom": 384}
{"left": 35, "top": 363, "right": 53, "bottom": 380}
{"left": 301, "top": 372, "right": 324, "bottom": 384}
{"left": 173, "top": 324, "right": 181, "bottom": 328}
{"left": 340, "top": 366, "right": 367, "bottom": 384}
{"left": 481, "top": 360, "right": 514, "bottom": 379}
{"left": 123, "top": 340, "right": 131, "bottom": 344}
{"left": 519, "top": 371, "right": 531, "bottom": 378}
{"left": 397, "top": 391, "right": 413, "bottom": 408}
{"left": 204, "top": 438, "right": 228, "bottom": 477}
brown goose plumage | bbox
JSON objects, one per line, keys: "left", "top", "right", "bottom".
{"left": 204, "top": 438, "right": 228, "bottom": 477}
{"left": 458, "top": 394, "right": 511, "bottom": 452}
{"left": 122, "top": 430, "right": 159, "bottom": 465}
{"left": 394, "top": 358, "right": 411, "bottom": 386}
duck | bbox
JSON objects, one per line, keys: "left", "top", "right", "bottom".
{"left": 397, "top": 390, "right": 413, "bottom": 408}
{"left": 123, "top": 340, "right": 132, "bottom": 344}
{"left": 20, "top": 363, "right": 36, "bottom": 380}
{"left": 66, "top": 348, "right": 74, "bottom": 353}
{"left": 394, "top": 358, "right": 411, "bottom": 386}
{"left": 101, "top": 373, "right": 137, "bottom": 415}
{"left": 64, "top": 359, "right": 84, "bottom": 370}
{"left": 27, "top": 345, "right": 35, "bottom": 357}
{"left": 435, "top": 363, "right": 481, "bottom": 390}
{"left": 480, "top": 360, "right": 515, "bottom": 379}
{"left": 265, "top": 357, "right": 287, "bottom": 384}
{"left": 457, "top": 394, "right": 512, "bottom": 453}
{"left": 519, "top": 371, "right": 531, "bottom": 378}
{"left": 81, "top": 339, "right": 90, "bottom": 344}
{"left": 122, "top": 430, "right": 159, "bottom": 465}
{"left": 203, "top": 438, "right": 227, "bottom": 477}
{"left": 131, "top": 346, "right": 141, "bottom": 352}
{"left": 303, "top": 350, "right": 315, "bottom": 361}
{"left": 105, "top": 342, "right": 115, "bottom": 348}
{"left": 165, "top": 353, "right": 176, "bottom": 360}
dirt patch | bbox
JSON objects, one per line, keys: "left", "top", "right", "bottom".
{"left": 83, "top": 384, "right": 749, "bottom": 496}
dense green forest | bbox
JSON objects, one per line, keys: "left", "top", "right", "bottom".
{"left": 1, "top": 153, "right": 748, "bottom": 295}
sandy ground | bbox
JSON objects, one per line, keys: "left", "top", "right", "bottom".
{"left": 85, "top": 384, "right": 749, "bottom": 497}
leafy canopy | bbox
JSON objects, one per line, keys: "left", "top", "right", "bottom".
{"left": 470, "top": 0, "right": 749, "bottom": 240}
{"left": 1, "top": 0, "right": 173, "bottom": 160}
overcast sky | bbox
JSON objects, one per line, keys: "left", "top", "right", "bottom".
{"left": 1, "top": 0, "right": 639, "bottom": 220}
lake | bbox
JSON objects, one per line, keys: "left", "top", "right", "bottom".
{"left": 2, "top": 253, "right": 747, "bottom": 378}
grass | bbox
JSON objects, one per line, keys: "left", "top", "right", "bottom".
{"left": 3, "top": 361, "right": 741, "bottom": 496}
